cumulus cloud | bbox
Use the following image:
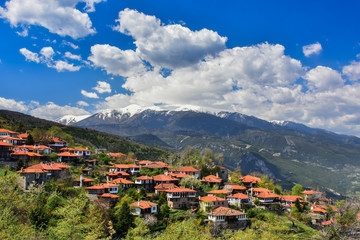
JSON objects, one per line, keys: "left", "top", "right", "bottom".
{"left": 304, "top": 66, "right": 344, "bottom": 91}
{"left": 88, "top": 44, "right": 146, "bottom": 77}
{"left": 343, "top": 60, "right": 360, "bottom": 82}
{"left": 303, "top": 42, "right": 322, "bottom": 57}
{"left": 0, "top": 0, "right": 105, "bottom": 39}
{"left": 93, "top": 81, "right": 111, "bottom": 93}
{"left": 19, "top": 48, "right": 40, "bottom": 63}
{"left": 40, "top": 46, "right": 55, "bottom": 59}
{"left": 0, "top": 97, "right": 28, "bottom": 112}
{"left": 113, "top": 8, "right": 227, "bottom": 68}
{"left": 50, "top": 60, "right": 81, "bottom": 72}
{"left": 77, "top": 100, "right": 89, "bottom": 107}
{"left": 81, "top": 90, "right": 99, "bottom": 98}
{"left": 30, "top": 102, "right": 90, "bottom": 120}
{"left": 65, "top": 52, "right": 82, "bottom": 61}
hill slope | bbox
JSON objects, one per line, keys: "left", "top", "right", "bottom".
{"left": 0, "top": 110, "right": 170, "bottom": 161}
{"left": 72, "top": 108, "right": 360, "bottom": 196}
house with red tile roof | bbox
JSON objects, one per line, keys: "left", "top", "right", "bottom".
{"left": 154, "top": 183, "right": 179, "bottom": 195}
{"left": 247, "top": 187, "right": 271, "bottom": 196}
{"left": 302, "top": 190, "right": 324, "bottom": 202}
{"left": 280, "top": 195, "right": 303, "bottom": 205}
{"left": 86, "top": 183, "right": 119, "bottom": 195}
{"left": 109, "top": 164, "right": 140, "bottom": 175}
{"left": 134, "top": 175, "right": 154, "bottom": 191}
{"left": 74, "top": 176, "right": 95, "bottom": 187}
{"left": 11, "top": 151, "right": 43, "bottom": 162}
{"left": 207, "top": 189, "right": 232, "bottom": 197}
{"left": 199, "top": 195, "right": 228, "bottom": 212}
{"left": 110, "top": 178, "right": 134, "bottom": 190}
{"left": 255, "top": 192, "right": 280, "bottom": 203}
{"left": 208, "top": 207, "right": 247, "bottom": 229}
{"left": 201, "top": 175, "right": 223, "bottom": 186}
{"left": 130, "top": 200, "right": 158, "bottom": 216}
{"left": 0, "top": 129, "right": 19, "bottom": 138}
{"left": 153, "top": 173, "right": 179, "bottom": 185}
{"left": 60, "top": 147, "right": 91, "bottom": 159}
{"left": 170, "top": 166, "right": 201, "bottom": 178}
{"left": 18, "top": 133, "right": 29, "bottom": 139}
{"left": 239, "top": 175, "right": 261, "bottom": 188}
{"left": 97, "top": 193, "right": 120, "bottom": 206}
{"left": 227, "top": 193, "right": 252, "bottom": 207}
{"left": 47, "top": 137, "right": 68, "bottom": 152}
{"left": 58, "top": 151, "right": 81, "bottom": 162}
{"left": 17, "top": 162, "right": 70, "bottom": 190}
{"left": 166, "top": 187, "right": 197, "bottom": 209}
{"left": 0, "top": 136, "right": 25, "bottom": 145}
{"left": 0, "top": 141, "right": 13, "bottom": 161}
{"left": 106, "top": 171, "right": 131, "bottom": 181}
{"left": 224, "top": 184, "right": 247, "bottom": 193}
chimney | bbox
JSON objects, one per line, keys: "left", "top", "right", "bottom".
{"left": 251, "top": 187, "right": 253, "bottom": 196}
{"left": 80, "top": 174, "right": 83, "bottom": 187}
{"left": 138, "top": 200, "right": 140, "bottom": 206}
{"left": 165, "top": 171, "right": 168, "bottom": 176}
{"left": 106, "top": 175, "right": 109, "bottom": 183}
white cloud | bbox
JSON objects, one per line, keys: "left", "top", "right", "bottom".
{"left": 93, "top": 81, "right": 111, "bottom": 93}
{"left": 65, "top": 52, "right": 82, "bottom": 61}
{"left": 77, "top": 100, "right": 89, "bottom": 107}
{"left": 88, "top": 44, "right": 146, "bottom": 77}
{"left": 114, "top": 8, "right": 227, "bottom": 68}
{"left": 0, "top": 97, "right": 28, "bottom": 112}
{"left": 19, "top": 48, "right": 40, "bottom": 63}
{"left": 304, "top": 66, "right": 344, "bottom": 91}
{"left": 50, "top": 60, "right": 81, "bottom": 72}
{"left": 303, "top": 42, "right": 322, "bottom": 57}
{"left": 343, "top": 60, "right": 360, "bottom": 82}
{"left": 62, "top": 40, "right": 79, "bottom": 49}
{"left": 16, "top": 27, "right": 28, "bottom": 37}
{"left": 40, "top": 46, "right": 55, "bottom": 60}
{"left": 81, "top": 90, "right": 99, "bottom": 99}
{"left": 0, "top": 0, "right": 103, "bottom": 39}
{"left": 30, "top": 102, "right": 90, "bottom": 120}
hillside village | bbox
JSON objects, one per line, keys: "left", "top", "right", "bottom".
{"left": 0, "top": 126, "right": 360, "bottom": 239}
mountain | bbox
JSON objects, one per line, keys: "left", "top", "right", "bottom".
{"left": 56, "top": 115, "right": 91, "bottom": 125}
{"left": 0, "top": 110, "right": 170, "bottom": 161}
{"left": 71, "top": 106, "right": 360, "bottom": 197}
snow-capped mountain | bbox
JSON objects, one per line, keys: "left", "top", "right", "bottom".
{"left": 56, "top": 115, "right": 91, "bottom": 125}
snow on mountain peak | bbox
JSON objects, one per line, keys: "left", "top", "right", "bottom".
{"left": 56, "top": 115, "right": 91, "bottom": 125}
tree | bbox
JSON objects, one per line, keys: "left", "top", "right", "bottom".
{"left": 158, "top": 192, "right": 167, "bottom": 207}
{"left": 25, "top": 133, "right": 35, "bottom": 145}
{"left": 97, "top": 153, "right": 112, "bottom": 165}
{"left": 292, "top": 184, "right": 304, "bottom": 196}
{"left": 180, "top": 176, "right": 202, "bottom": 189}
{"left": 113, "top": 200, "right": 134, "bottom": 237}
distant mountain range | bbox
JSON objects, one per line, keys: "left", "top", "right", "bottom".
{"left": 58, "top": 105, "right": 360, "bottom": 197}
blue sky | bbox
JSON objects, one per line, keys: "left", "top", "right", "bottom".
{"left": 1, "top": 0, "right": 360, "bottom": 136}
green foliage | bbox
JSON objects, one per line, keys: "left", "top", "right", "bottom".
{"left": 15, "top": 159, "right": 24, "bottom": 171}
{"left": 140, "top": 167, "right": 164, "bottom": 177}
{"left": 97, "top": 152, "right": 112, "bottom": 165}
{"left": 49, "top": 152, "right": 58, "bottom": 161}
{"left": 126, "top": 217, "right": 151, "bottom": 240}
{"left": 160, "top": 203, "right": 170, "bottom": 219}
{"left": 25, "top": 133, "right": 35, "bottom": 145}
{"left": 113, "top": 199, "right": 135, "bottom": 238}
{"left": 158, "top": 192, "right": 167, "bottom": 207}
{"left": 292, "top": 184, "right": 304, "bottom": 196}
{"left": 180, "top": 176, "right": 202, "bottom": 189}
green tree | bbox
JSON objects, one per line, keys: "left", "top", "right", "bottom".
{"left": 292, "top": 184, "right": 304, "bottom": 196}
{"left": 113, "top": 200, "right": 134, "bottom": 237}
{"left": 25, "top": 133, "right": 35, "bottom": 145}
{"left": 97, "top": 153, "right": 112, "bottom": 165}
{"left": 180, "top": 176, "right": 201, "bottom": 189}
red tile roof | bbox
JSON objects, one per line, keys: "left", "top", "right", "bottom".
{"left": 0, "top": 129, "right": 18, "bottom": 134}
{"left": 256, "top": 192, "right": 280, "bottom": 199}
{"left": 208, "top": 189, "right": 231, "bottom": 195}
{"left": 281, "top": 195, "right": 303, "bottom": 202}
{"left": 106, "top": 171, "right": 130, "bottom": 177}
{"left": 0, "top": 141, "right": 14, "bottom": 147}
{"left": 86, "top": 183, "right": 118, "bottom": 190}
{"left": 18, "top": 133, "right": 28, "bottom": 139}
{"left": 171, "top": 166, "right": 200, "bottom": 172}
{"left": 135, "top": 175, "right": 154, "bottom": 180}
{"left": 58, "top": 152, "right": 80, "bottom": 157}
{"left": 227, "top": 193, "right": 249, "bottom": 200}
{"left": 11, "top": 151, "right": 42, "bottom": 157}
{"left": 201, "top": 175, "right": 222, "bottom": 183}
{"left": 98, "top": 193, "right": 120, "bottom": 199}
{"left": 226, "top": 184, "right": 247, "bottom": 191}
{"left": 109, "top": 164, "right": 140, "bottom": 169}
{"left": 209, "top": 207, "right": 246, "bottom": 217}
{"left": 302, "top": 190, "right": 323, "bottom": 195}
{"left": 17, "top": 168, "right": 48, "bottom": 173}
{"left": 200, "top": 195, "right": 227, "bottom": 202}
{"left": 239, "top": 175, "right": 261, "bottom": 184}
{"left": 130, "top": 200, "right": 157, "bottom": 209}
{"left": 153, "top": 174, "right": 179, "bottom": 182}
{"left": 110, "top": 178, "right": 134, "bottom": 184}
{"left": 166, "top": 187, "right": 196, "bottom": 193}
{"left": 154, "top": 183, "right": 178, "bottom": 191}
{"left": 311, "top": 207, "right": 327, "bottom": 214}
